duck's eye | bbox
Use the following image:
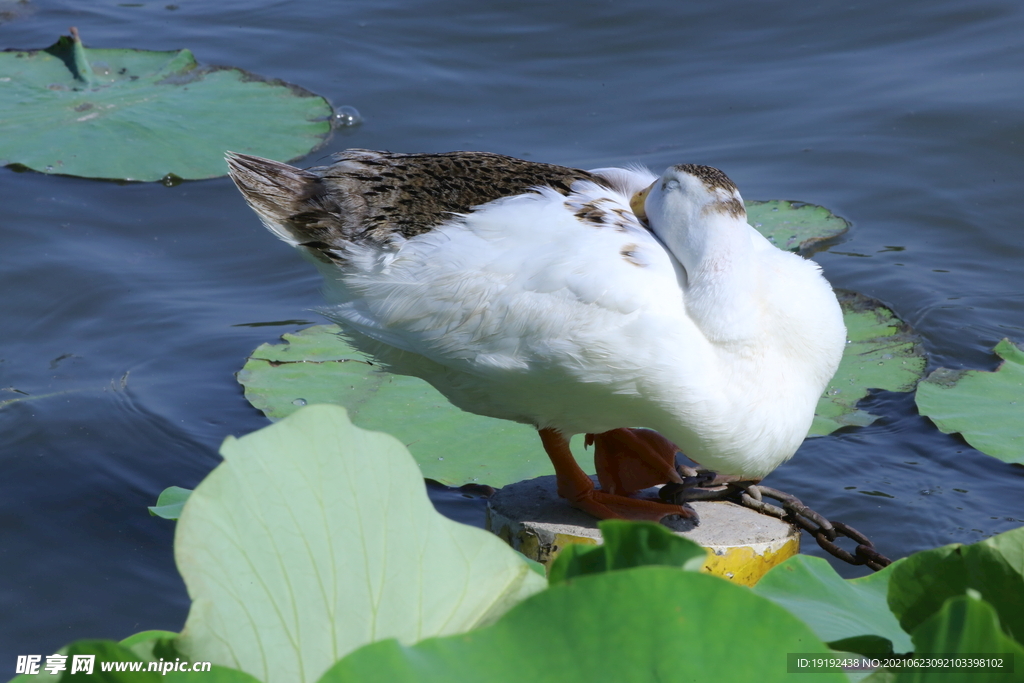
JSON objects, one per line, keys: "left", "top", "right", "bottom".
{"left": 663, "top": 179, "right": 680, "bottom": 191}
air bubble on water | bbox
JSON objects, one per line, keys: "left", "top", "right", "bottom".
{"left": 332, "top": 105, "right": 362, "bottom": 127}
{"left": 292, "top": 398, "right": 307, "bottom": 406}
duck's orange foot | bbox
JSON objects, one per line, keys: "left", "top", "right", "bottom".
{"left": 571, "top": 487, "right": 696, "bottom": 522}
{"left": 538, "top": 427, "right": 693, "bottom": 522}
{"left": 587, "top": 428, "right": 684, "bottom": 496}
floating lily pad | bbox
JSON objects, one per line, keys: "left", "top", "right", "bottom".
{"left": 0, "top": 30, "right": 332, "bottom": 181}
{"left": 746, "top": 200, "right": 850, "bottom": 255}
{"left": 915, "top": 339, "right": 1024, "bottom": 464}
{"left": 237, "top": 325, "right": 545, "bottom": 488}
{"left": 810, "top": 291, "right": 926, "bottom": 436}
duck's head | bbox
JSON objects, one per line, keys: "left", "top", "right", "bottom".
{"left": 630, "top": 164, "right": 746, "bottom": 227}
{"left": 629, "top": 164, "right": 749, "bottom": 281}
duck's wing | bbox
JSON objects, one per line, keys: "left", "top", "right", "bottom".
{"left": 326, "top": 177, "right": 686, "bottom": 374}
{"left": 226, "top": 150, "right": 608, "bottom": 251}
{"left": 228, "top": 151, "right": 683, "bottom": 374}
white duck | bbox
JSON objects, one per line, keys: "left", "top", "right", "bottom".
{"left": 227, "top": 150, "right": 846, "bottom": 521}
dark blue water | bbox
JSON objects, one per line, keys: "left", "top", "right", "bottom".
{"left": 3, "top": 0, "right": 1023, "bottom": 665}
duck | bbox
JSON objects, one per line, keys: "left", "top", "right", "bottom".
{"left": 226, "top": 149, "right": 846, "bottom": 522}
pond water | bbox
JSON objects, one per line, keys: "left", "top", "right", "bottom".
{"left": 2, "top": 0, "right": 1023, "bottom": 663}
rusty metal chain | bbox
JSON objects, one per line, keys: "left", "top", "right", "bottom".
{"left": 660, "top": 478, "right": 892, "bottom": 571}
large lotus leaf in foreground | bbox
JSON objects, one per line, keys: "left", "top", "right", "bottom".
{"left": 886, "top": 525, "right": 1024, "bottom": 643}
{"left": 862, "top": 595, "right": 1024, "bottom": 683}
{"left": 321, "top": 567, "right": 843, "bottom": 683}
{"left": 174, "top": 404, "right": 545, "bottom": 683}
{"left": 753, "top": 554, "right": 913, "bottom": 655}
{"left": 915, "top": 338, "right": 1024, "bottom": 464}
{"left": 24, "top": 405, "right": 1024, "bottom": 683}
{"left": 0, "top": 31, "right": 332, "bottom": 181}
{"left": 546, "top": 519, "right": 708, "bottom": 585}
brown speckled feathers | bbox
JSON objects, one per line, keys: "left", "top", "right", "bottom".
{"left": 671, "top": 163, "right": 745, "bottom": 218}
{"left": 671, "top": 163, "right": 738, "bottom": 194}
{"left": 226, "top": 150, "right": 607, "bottom": 252}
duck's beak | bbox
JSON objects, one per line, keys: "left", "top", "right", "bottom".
{"left": 630, "top": 182, "right": 655, "bottom": 225}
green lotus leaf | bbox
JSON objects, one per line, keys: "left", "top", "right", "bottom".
{"left": 865, "top": 594, "right": 1024, "bottom": 682}
{"left": 236, "top": 325, "right": 546, "bottom": 487}
{"left": 0, "top": 31, "right": 332, "bottom": 181}
{"left": 173, "top": 404, "right": 546, "bottom": 683}
{"left": 120, "top": 630, "right": 180, "bottom": 648}
{"left": 914, "top": 339, "right": 1024, "bottom": 464}
{"left": 886, "top": 525, "right": 1024, "bottom": 645}
{"left": 753, "top": 554, "right": 913, "bottom": 655}
{"left": 319, "top": 567, "right": 845, "bottom": 683}
{"left": 119, "top": 629, "right": 181, "bottom": 662}
{"left": 810, "top": 291, "right": 926, "bottom": 436}
{"left": 148, "top": 485, "right": 191, "bottom": 520}
{"left": 746, "top": 200, "right": 849, "bottom": 255}
{"left": 548, "top": 519, "right": 707, "bottom": 585}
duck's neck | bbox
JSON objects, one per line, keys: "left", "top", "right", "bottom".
{"left": 659, "top": 213, "right": 761, "bottom": 344}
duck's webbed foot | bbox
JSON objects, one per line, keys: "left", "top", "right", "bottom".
{"left": 586, "top": 428, "right": 684, "bottom": 496}
{"left": 539, "top": 428, "right": 693, "bottom": 522}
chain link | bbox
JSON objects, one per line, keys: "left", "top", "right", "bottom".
{"left": 660, "top": 478, "right": 892, "bottom": 571}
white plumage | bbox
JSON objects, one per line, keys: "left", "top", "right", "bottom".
{"left": 227, "top": 150, "right": 846, "bottom": 519}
